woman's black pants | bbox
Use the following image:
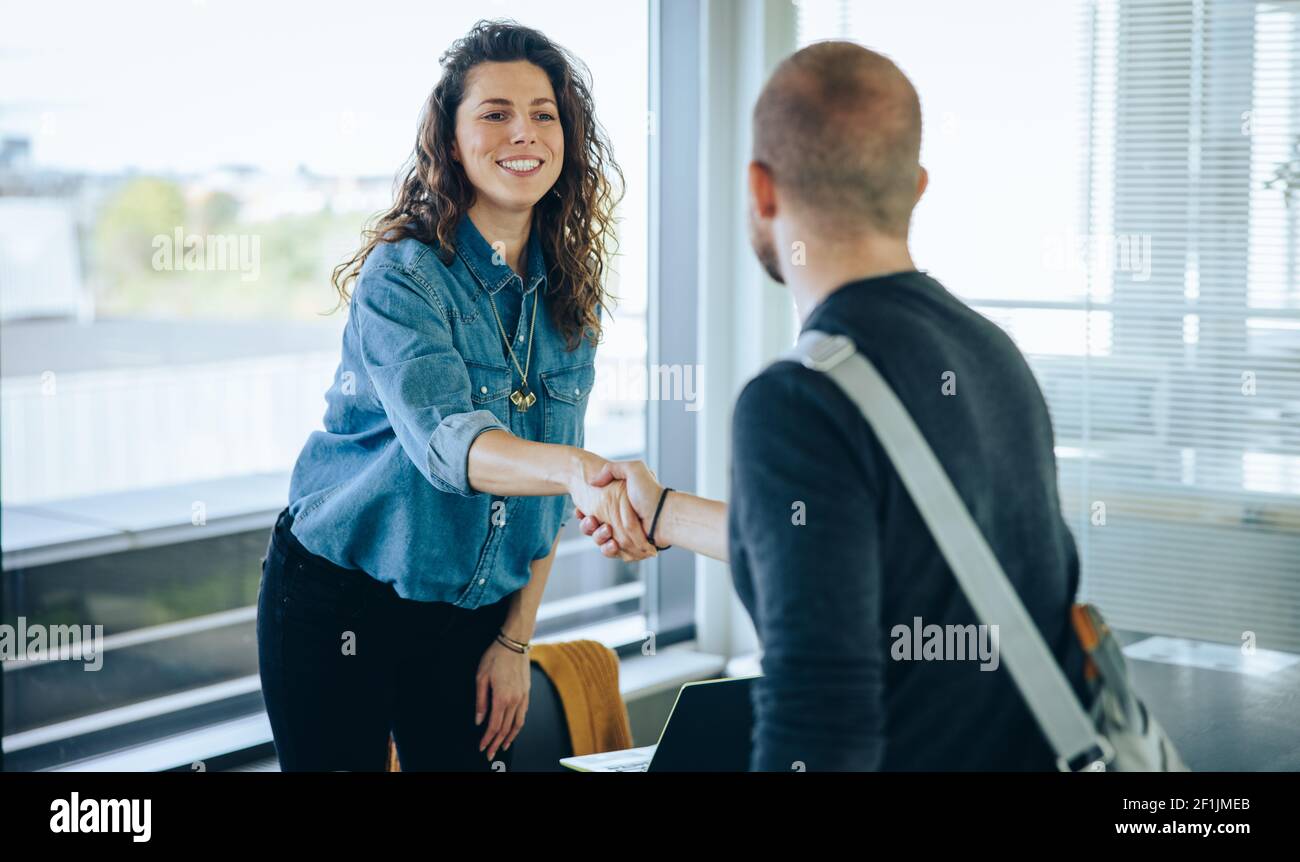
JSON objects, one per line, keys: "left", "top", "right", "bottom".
{"left": 256, "top": 508, "right": 514, "bottom": 772}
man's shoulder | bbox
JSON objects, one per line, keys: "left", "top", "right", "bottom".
{"left": 735, "top": 357, "right": 836, "bottom": 423}
{"left": 733, "top": 353, "right": 877, "bottom": 461}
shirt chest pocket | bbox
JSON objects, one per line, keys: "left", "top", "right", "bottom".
{"left": 466, "top": 360, "right": 514, "bottom": 425}
{"left": 541, "top": 362, "right": 595, "bottom": 445}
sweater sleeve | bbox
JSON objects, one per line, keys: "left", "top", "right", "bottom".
{"left": 729, "top": 365, "right": 887, "bottom": 771}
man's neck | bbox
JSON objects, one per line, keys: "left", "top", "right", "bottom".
{"left": 467, "top": 201, "right": 532, "bottom": 277}
{"left": 776, "top": 224, "right": 917, "bottom": 325}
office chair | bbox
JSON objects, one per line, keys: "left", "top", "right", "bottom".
{"left": 385, "top": 661, "right": 574, "bottom": 772}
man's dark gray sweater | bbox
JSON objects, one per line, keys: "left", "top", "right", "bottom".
{"left": 728, "top": 269, "right": 1091, "bottom": 771}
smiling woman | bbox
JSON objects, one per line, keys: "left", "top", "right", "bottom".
{"left": 255, "top": 19, "right": 659, "bottom": 773}
{"left": 454, "top": 67, "right": 564, "bottom": 215}
{"left": 331, "top": 21, "right": 621, "bottom": 354}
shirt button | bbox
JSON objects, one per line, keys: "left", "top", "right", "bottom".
{"left": 478, "top": 578, "right": 486, "bottom": 585}
{"left": 574, "top": 388, "right": 581, "bottom": 395}
{"left": 480, "top": 385, "right": 488, "bottom": 394}
{"left": 517, "top": 334, "right": 523, "bottom": 342}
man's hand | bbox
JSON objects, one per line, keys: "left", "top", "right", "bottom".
{"left": 567, "top": 460, "right": 658, "bottom": 561}
{"left": 574, "top": 460, "right": 663, "bottom": 558}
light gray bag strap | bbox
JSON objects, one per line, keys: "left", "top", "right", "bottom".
{"left": 782, "top": 329, "right": 1111, "bottom": 771}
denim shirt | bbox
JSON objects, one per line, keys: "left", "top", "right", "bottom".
{"left": 286, "top": 212, "right": 597, "bottom": 607}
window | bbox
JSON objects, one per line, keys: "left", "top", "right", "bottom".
{"left": 1, "top": 1, "right": 651, "bottom": 769}
{"left": 797, "top": 0, "right": 1300, "bottom": 651}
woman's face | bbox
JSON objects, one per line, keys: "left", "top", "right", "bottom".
{"left": 452, "top": 60, "right": 565, "bottom": 214}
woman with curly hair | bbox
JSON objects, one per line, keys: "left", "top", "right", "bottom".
{"left": 256, "top": 19, "right": 656, "bottom": 772}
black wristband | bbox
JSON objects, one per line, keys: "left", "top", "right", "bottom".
{"left": 647, "top": 487, "right": 673, "bottom": 551}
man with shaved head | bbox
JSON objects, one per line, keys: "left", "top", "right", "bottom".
{"left": 749, "top": 40, "right": 925, "bottom": 271}
{"left": 578, "top": 42, "right": 1089, "bottom": 771}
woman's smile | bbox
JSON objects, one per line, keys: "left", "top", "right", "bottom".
{"left": 496, "top": 156, "right": 545, "bottom": 177}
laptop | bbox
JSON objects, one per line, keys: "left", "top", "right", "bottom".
{"left": 559, "top": 674, "right": 757, "bottom": 772}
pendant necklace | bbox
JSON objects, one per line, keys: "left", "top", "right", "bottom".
{"left": 486, "top": 283, "right": 540, "bottom": 412}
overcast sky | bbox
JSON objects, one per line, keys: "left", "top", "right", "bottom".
{"left": 0, "top": 0, "right": 649, "bottom": 177}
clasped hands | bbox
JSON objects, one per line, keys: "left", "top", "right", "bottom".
{"left": 568, "top": 459, "right": 663, "bottom": 561}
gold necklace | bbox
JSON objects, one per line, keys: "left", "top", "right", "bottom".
{"left": 486, "top": 283, "right": 540, "bottom": 412}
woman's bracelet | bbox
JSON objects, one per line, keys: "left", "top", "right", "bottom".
{"left": 647, "top": 487, "right": 673, "bottom": 551}
{"left": 496, "top": 630, "right": 530, "bottom": 654}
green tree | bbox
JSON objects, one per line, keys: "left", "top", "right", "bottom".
{"left": 91, "top": 177, "right": 186, "bottom": 310}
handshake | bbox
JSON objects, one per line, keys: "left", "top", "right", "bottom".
{"left": 567, "top": 459, "right": 665, "bottom": 562}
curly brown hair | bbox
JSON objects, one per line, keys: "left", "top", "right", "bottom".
{"left": 331, "top": 19, "right": 624, "bottom": 350}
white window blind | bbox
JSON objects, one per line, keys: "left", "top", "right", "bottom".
{"left": 797, "top": 0, "right": 1300, "bottom": 652}
{"left": 1068, "top": 0, "right": 1300, "bottom": 651}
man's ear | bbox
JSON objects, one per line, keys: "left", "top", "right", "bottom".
{"left": 748, "top": 161, "right": 777, "bottom": 219}
{"left": 915, "top": 165, "right": 929, "bottom": 204}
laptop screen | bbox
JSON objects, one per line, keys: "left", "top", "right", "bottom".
{"left": 649, "top": 675, "right": 756, "bottom": 772}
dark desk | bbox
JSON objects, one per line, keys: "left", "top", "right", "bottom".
{"left": 1120, "top": 631, "right": 1300, "bottom": 771}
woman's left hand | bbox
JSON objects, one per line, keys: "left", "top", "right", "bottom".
{"left": 475, "top": 637, "right": 531, "bottom": 762}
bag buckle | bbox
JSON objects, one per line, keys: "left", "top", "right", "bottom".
{"left": 795, "top": 333, "right": 857, "bottom": 372}
{"left": 1057, "top": 737, "right": 1115, "bottom": 772}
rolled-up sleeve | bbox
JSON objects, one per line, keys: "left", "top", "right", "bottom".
{"left": 555, "top": 304, "right": 599, "bottom": 532}
{"left": 353, "top": 263, "right": 507, "bottom": 497}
